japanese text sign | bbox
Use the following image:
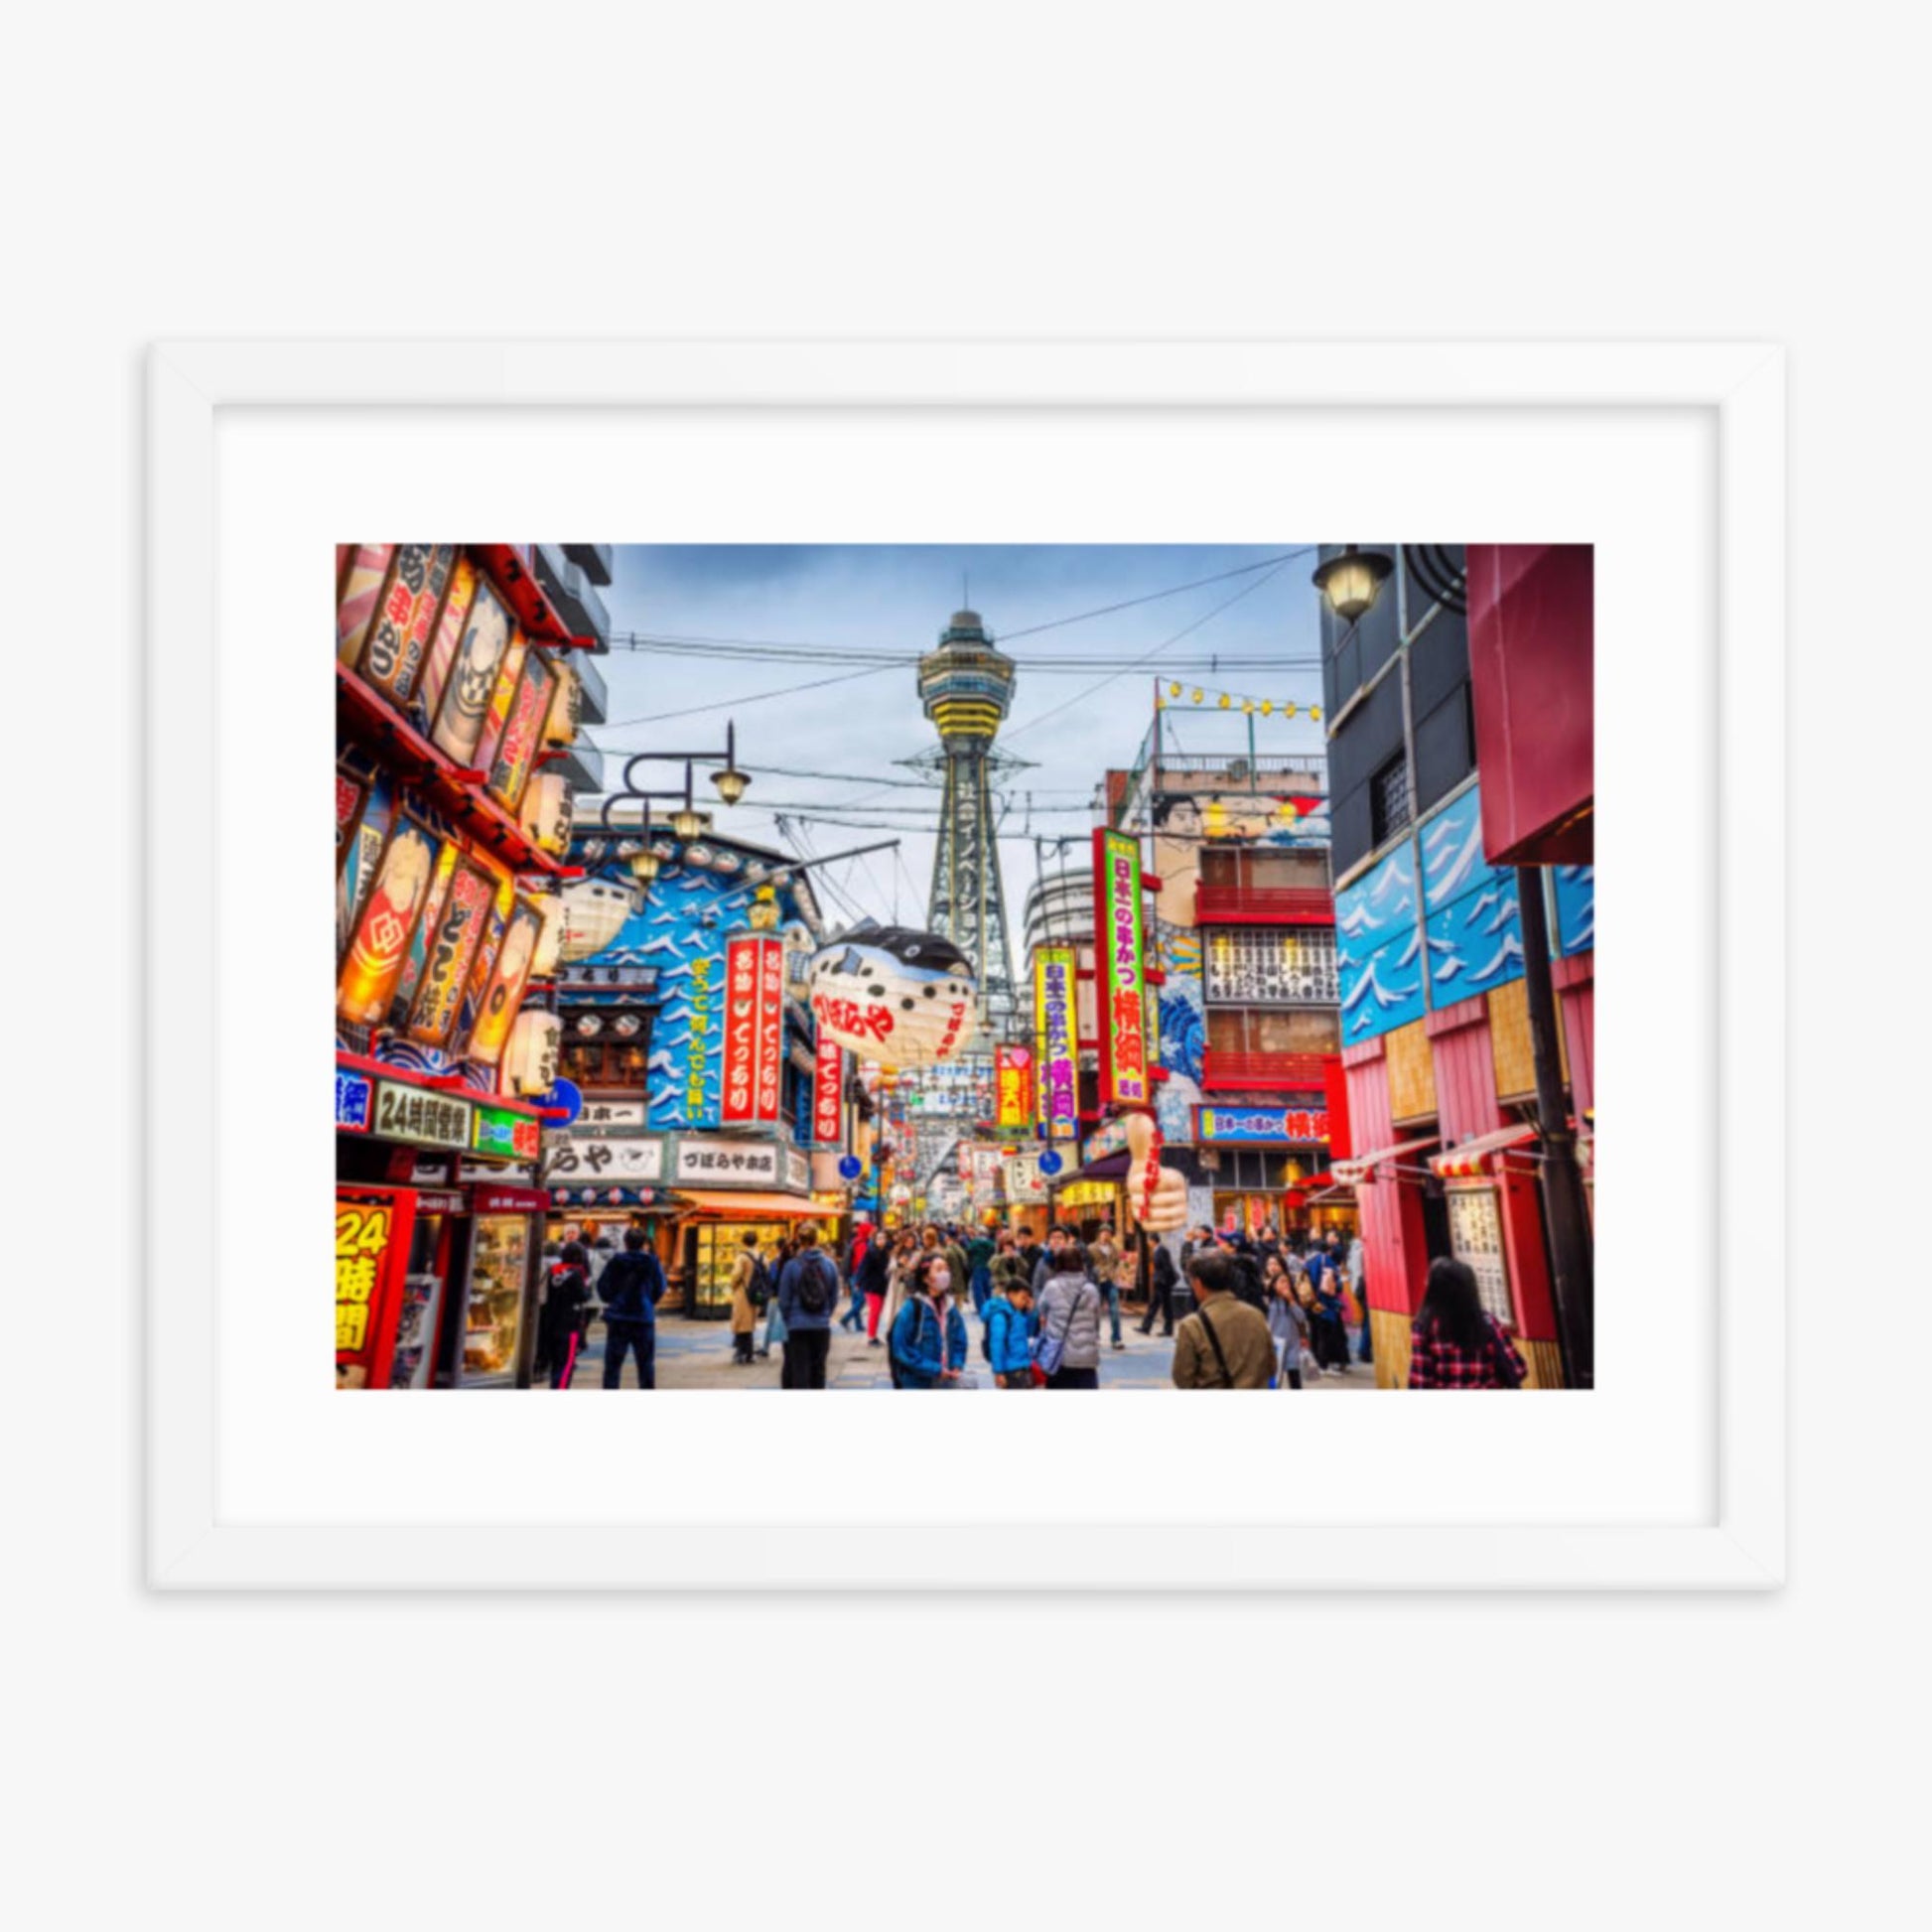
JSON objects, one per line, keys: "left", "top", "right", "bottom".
{"left": 1092, "top": 828, "right": 1150, "bottom": 1107}
{"left": 1034, "top": 946, "right": 1078, "bottom": 1141}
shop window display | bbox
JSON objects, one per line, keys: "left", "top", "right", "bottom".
{"left": 463, "top": 1215, "right": 532, "bottom": 1381}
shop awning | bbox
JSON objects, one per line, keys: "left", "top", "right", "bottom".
{"left": 1332, "top": 1135, "right": 1439, "bottom": 1186}
{"left": 676, "top": 1190, "right": 825, "bottom": 1219}
{"left": 1430, "top": 1123, "right": 1537, "bottom": 1178}
{"left": 1056, "top": 1150, "right": 1130, "bottom": 1184}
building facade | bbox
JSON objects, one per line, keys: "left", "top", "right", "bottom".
{"left": 541, "top": 819, "right": 850, "bottom": 1315}
{"left": 334, "top": 541, "right": 611, "bottom": 1389}
{"left": 1320, "top": 543, "right": 1595, "bottom": 1388}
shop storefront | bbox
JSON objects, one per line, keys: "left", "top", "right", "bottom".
{"left": 1195, "top": 1104, "right": 1337, "bottom": 1239}
{"left": 337, "top": 1057, "right": 551, "bottom": 1386}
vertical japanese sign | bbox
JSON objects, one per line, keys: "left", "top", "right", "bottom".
{"left": 335, "top": 1190, "right": 413, "bottom": 1390}
{"left": 812, "top": 1027, "right": 845, "bottom": 1148}
{"left": 1035, "top": 945, "right": 1078, "bottom": 1141}
{"left": 995, "top": 1043, "right": 1034, "bottom": 1130}
{"left": 756, "top": 938, "right": 785, "bottom": 1124}
{"left": 722, "top": 936, "right": 784, "bottom": 1126}
{"left": 1093, "top": 827, "right": 1151, "bottom": 1107}
{"left": 337, "top": 814, "right": 442, "bottom": 1028}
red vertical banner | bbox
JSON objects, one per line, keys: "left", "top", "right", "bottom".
{"left": 995, "top": 1043, "right": 1033, "bottom": 1130}
{"left": 755, "top": 938, "right": 785, "bottom": 1125}
{"left": 812, "top": 1028, "right": 845, "bottom": 1147}
{"left": 723, "top": 936, "right": 761, "bottom": 1124}
{"left": 724, "top": 935, "right": 785, "bottom": 1127}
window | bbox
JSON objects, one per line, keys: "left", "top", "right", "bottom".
{"left": 1204, "top": 927, "right": 1339, "bottom": 1006}
{"left": 1371, "top": 754, "right": 1412, "bottom": 847}
{"left": 1206, "top": 1008, "right": 1341, "bottom": 1055}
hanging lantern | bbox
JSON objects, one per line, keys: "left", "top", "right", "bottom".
{"left": 1241, "top": 697, "right": 1255, "bottom": 714}
{"left": 628, "top": 849, "right": 661, "bottom": 887}
{"left": 670, "top": 804, "right": 707, "bottom": 841}
{"left": 1168, "top": 682, "right": 1182, "bottom": 699}
{"left": 541, "top": 664, "right": 582, "bottom": 750}
{"left": 1260, "top": 700, "right": 1274, "bottom": 716}
{"left": 711, "top": 763, "right": 752, "bottom": 806}
{"left": 505, "top": 1009, "right": 561, "bottom": 1096}
{"left": 1190, "top": 688, "right": 1203, "bottom": 704}
{"left": 1283, "top": 702, "right": 1298, "bottom": 720}
{"left": 1311, "top": 544, "right": 1394, "bottom": 622}
{"left": 519, "top": 769, "right": 573, "bottom": 856}
{"left": 1310, "top": 705, "right": 1322, "bottom": 723}
{"left": 808, "top": 924, "right": 979, "bottom": 1067}
{"left": 1217, "top": 693, "right": 1231, "bottom": 710}
{"left": 531, "top": 894, "right": 569, "bottom": 979}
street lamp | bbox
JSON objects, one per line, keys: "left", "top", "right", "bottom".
{"left": 626, "top": 848, "right": 661, "bottom": 886}
{"left": 670, "top": 798, "right": 707, "bottom": 841}
{"left": 1311, "top": 544, "right": 1394, "bottom": 622}
{"left": 712, "top": 763, "right": 751, "bottom": 805}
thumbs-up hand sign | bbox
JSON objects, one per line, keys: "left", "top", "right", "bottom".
{"left": 1123, "top": 1112, "right": 1188, "bottom": 1233}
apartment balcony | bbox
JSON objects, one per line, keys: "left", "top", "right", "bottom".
{"left": 1194, "top": 885, "right": 1334, "bottom": 925}
{"left": 1199, "top": 1049, "right": 1331, "bottom": 1093}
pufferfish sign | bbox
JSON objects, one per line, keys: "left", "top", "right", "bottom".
{"left": 808, "top": 923, "right": 979, "bottom": 1068}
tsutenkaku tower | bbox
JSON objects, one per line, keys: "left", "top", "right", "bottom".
{"left": 917, "top": 608, "right": 1020, "bottom": 1032}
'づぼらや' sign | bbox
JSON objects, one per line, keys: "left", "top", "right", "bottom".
{"left": 1092, "top": 828, "right": 1150, "bottom": 1107}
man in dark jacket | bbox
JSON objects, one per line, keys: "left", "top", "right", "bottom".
{"left": 596, "top": 1228, "right": 666, "bottom": 1389}
{"left": 1137, "top": 1238, "right": 1180, "bottom": 1337}
{"left": 776, "top": 1223, "right": 840, "bottom": 1389}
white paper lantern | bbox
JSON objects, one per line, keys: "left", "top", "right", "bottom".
{"left": 519, "top": 769, "right": 574, "bottom": 856}
{"left": 530, "top": 895, "right": 569, "bottom": 980}
{"left": 808, "top": 924, "right": 979, "bottom": 1068}
{"left": 505, "top": 1009, "right": 562, "bottom": 1096}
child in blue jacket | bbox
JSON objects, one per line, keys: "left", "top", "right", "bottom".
{"left": 890, "top": 1254, "right": 969, "bottom": 1388}
{"left": 982, "top": 1278, "right": 1036, "bottom": 1389}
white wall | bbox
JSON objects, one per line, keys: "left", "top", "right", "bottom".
{"left": 6, "top": 5, "right": 1916, "bottom": 1929}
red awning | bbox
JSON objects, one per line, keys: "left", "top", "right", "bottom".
{"left": 1430, "top": 1123, "right": 1537, "bottom": 1178}
{"left": 1332, "top": 1135, "right": 1439, "bottom": 1185}
{"left": 675, "top": 1190, "right": 824, "bottom": 1220}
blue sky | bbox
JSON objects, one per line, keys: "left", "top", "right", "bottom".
{"left": 592, "top": 543, "right": 1327, "bottom": 944}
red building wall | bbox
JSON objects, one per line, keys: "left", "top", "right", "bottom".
{"left": 1341, "top": 1038, "right": 1429, "bottom": 1327}
{"left": 1426, "top": 995, "right": 1505, "bottom": 1146}
{"left": 1556, "top": 951, "right": 1595, "bottom": 1115}
{"left": 1466, "top": 543, "right": 1594, "bottom": 866}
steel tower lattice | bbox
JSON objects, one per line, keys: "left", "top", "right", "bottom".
{"left": 917, "top": 609, "right": 1020, "bottom": 1033}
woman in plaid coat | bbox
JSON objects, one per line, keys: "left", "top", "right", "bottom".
{"left": 1407, "top": 1257, "right": 1530, "bottom": 1390}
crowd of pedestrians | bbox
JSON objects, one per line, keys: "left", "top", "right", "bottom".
{"left": 534, "top": 1207, "right": 1526, "bottom": 1392}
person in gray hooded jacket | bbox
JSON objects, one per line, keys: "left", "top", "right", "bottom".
{"left": 1033, "top": 1253, "right": 1104, "bottom": 1389}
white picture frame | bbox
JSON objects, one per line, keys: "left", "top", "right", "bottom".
{"left": 148, "top": 340, "right": 1784, "bottom": 1590}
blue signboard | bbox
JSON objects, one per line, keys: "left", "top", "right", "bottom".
{"left": 1038, "top": 1148, "right": 1064, "bottom": 1176}
{"left": 838, "top": 1154, "right": 863, "bottom": 1181}
{"left": 335, "top": 1068, "right": 373, "bottom": 1133}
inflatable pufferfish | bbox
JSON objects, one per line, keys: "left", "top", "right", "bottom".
{"left": 808, "top": 923, "right": 980, "bottom": 1066}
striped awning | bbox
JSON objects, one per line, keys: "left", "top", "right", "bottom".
{"left": 1332, "top": 1135, "right": 1439, "bottom": 1186}
{"left": 1430, "top": 1123, "right": 1538, "bottom": 1178}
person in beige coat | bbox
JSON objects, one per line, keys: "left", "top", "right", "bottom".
{"left": 728, "top": 1230, "right": 761, "bottom": 1366}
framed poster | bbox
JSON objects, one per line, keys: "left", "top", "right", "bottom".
{"left": 148, "top": 340, "right": 1785, "bottom": 1591}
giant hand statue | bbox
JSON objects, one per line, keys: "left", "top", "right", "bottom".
{"left": 1123, "top": 1111, "right": 1188, "bottom": 1233}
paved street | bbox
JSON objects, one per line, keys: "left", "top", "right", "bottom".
{"left": 557, "top": 1309, "right": 1378, "bottom": 1390}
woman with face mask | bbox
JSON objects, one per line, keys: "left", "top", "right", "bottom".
{"left": 887, "top": 1252, "right": 969, "bottom": 1389}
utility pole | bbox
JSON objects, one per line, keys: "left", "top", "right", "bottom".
{"left": 1515, "top": 869, "right": 1594, "bottom": 1388}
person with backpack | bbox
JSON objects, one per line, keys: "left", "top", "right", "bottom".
{"left": 1406, "top": 1256, "right": 1529, "bottom": 1389}
{"left": 889, "top": 1252, "right": 968, "bottom": 1388}
{"left": 538, "top": 1241, "right": 595, "bottom": 1389}
{"left": 728, "top": 1229, "right": 764, "bottom": 1366}
{"left": 595, "top": 1227, "right": 666, "bottom": 1390}
{"left": 1172, "top": 1250, "right": 1277, "bottom": 1390}
{"left": 1033, "top": 1248, "right": 1104, "bottom": 1389}
{"left": 776, "top": 1223, "right": 840, "bottom": 1389}
{"left": 981, "top": 1268, "right": 1035, "bottom": 1388}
